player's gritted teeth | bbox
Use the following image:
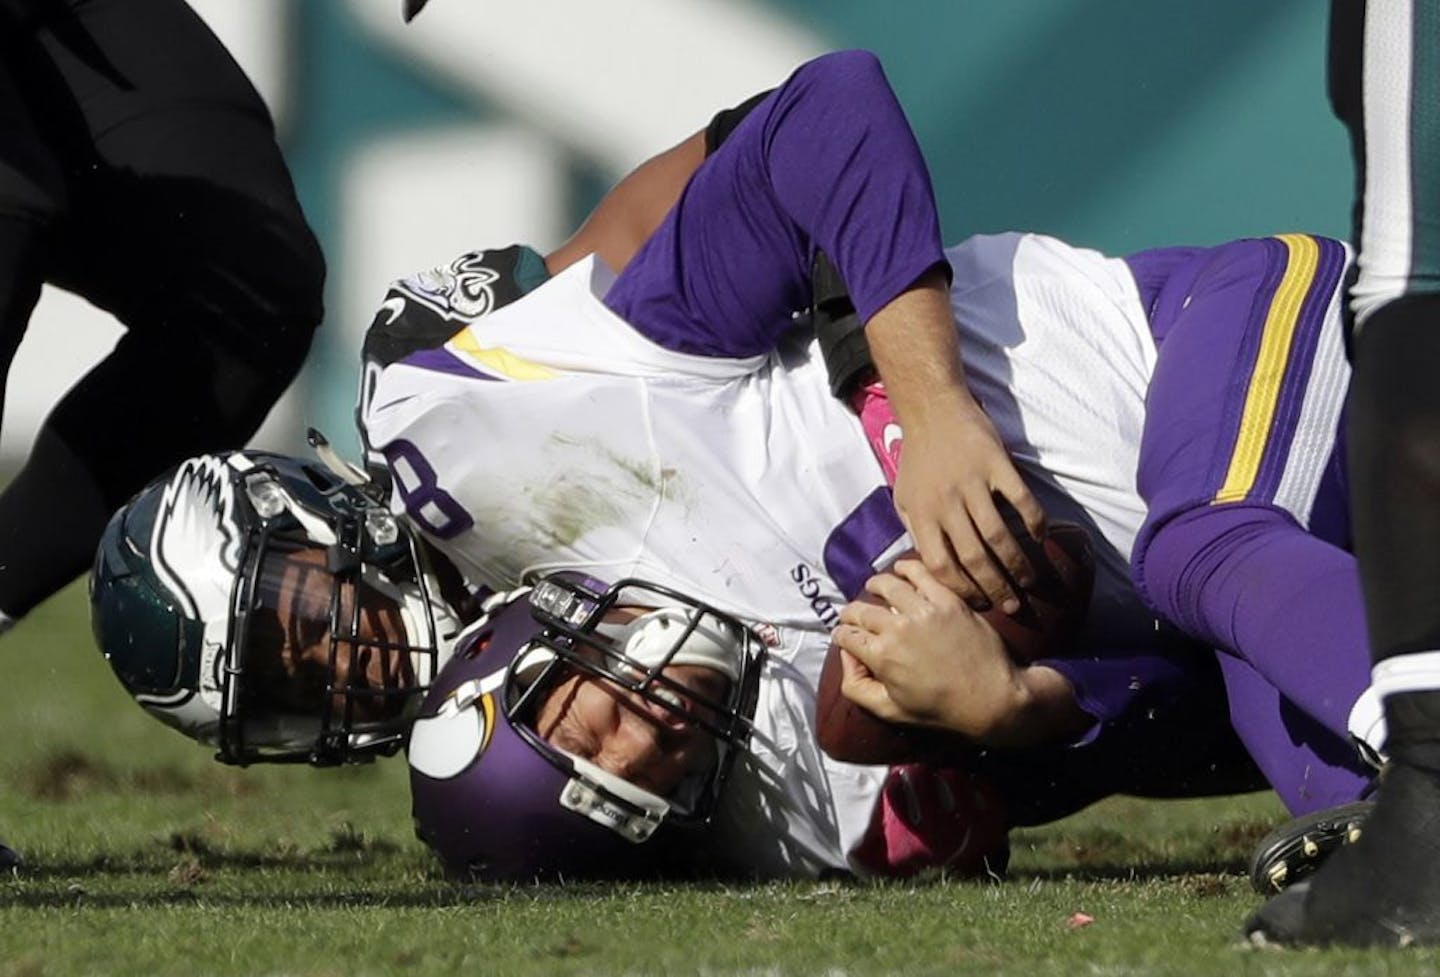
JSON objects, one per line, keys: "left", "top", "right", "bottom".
{"left": 647, "top": 665, "right": 729, "bottom": 727}
{"left": 646, "top": 686, "right": 692, "bottom": 723}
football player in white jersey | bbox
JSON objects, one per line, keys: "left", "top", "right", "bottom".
{"left": 94, "top": 49, "right": 1363, "bottom": 885}
{"left": 94, "top": 446, "right": 1105, "bottom": 880}
{"left": 356, "top": 51, "right": 1267, "bottom": 879}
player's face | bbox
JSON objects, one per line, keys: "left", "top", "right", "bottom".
{"left": 243, "top": 546, "right": 415, "bottom": 722}
{"left": 533, "top": 650, "right": 729, "bottom": 799}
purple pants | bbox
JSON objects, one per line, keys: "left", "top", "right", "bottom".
{"left": 1130, "top": 235, "right": 1374, "bottom": 814}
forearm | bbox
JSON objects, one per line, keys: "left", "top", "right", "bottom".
{"left": 863, "top": 268, "right": 978, "bottom": 429}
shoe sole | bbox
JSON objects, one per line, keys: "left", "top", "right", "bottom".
{"left": 1248, "top": 800, "right": 1373, "bottom": 895}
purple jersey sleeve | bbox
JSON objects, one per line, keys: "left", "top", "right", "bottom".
{"left": 604, "top": 50, "right": 948, "bottom": 359}
{"left": 1036, "top": 645, "right": 1205, "bottom": 740}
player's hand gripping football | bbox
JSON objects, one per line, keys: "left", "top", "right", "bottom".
{"left": 893, "top": 398, "right": 1043, "bottom": 613}
{"left": 863, "top": 270, "right": 1045, "bottom": 612}
{"left": 833, "top": 557, "right": 1027, "bottom": 742}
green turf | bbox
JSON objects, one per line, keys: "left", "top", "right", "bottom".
{"left": 2, "top": 583, "right": 1437, "bottom": 976}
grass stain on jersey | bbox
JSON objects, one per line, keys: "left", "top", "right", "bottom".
{"left": 528, "top": 476, "right": 628, "bottom": 548}
{"left": 599, "top": 445, "right": 687, "bottom": 503}
{"left": 527, "top": 434, "right": 689, "bottom": 547}
{"left": 543, "top": 431, "right": 686, "bottom": 500}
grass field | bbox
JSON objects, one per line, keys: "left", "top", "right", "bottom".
{"left": 3, "top": 583, "right": 1437, "bottom": 976}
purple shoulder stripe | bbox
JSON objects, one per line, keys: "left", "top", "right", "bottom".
{"left": 398, "top": 346, "right": 498, "bottom": 380}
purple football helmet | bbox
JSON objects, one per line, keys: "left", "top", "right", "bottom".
{"left": 408, "top": 573, "right": 765, "bottom": 882}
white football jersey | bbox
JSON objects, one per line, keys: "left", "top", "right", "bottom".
{"left": 703, "top": 626, "right": 889, "bottom": 878}
{"left": 361, "top": 232, "right": 1159, "bottom": 876}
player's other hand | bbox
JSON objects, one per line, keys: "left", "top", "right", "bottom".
{"left": 832, "top": 557, "right": 1025, "bottom": 741}
{"left": 892, "top": 396, "right": 1045, "bottom": 613}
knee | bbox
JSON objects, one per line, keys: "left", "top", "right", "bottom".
{"left": 0, "top": 157, "right": 65, "bottom": 233}
{"left": 172, "top": 201, "right": 325, "bottom": 399}
{"left": 112, "top": 169, "right": 326, "bottom": 348}
{"left": 234, "top": 199, "right": 327, "bottom": 340}
{"left": 1131, "top": 504, "right": 1280, "bottom": 637}
{"left": 175, "top": 203, "right": 323, "bottom": 427}
{"left": 161, "top": 319, "right": 315, "bottom": 448}
{"left": 234, "top": 304, "right": 318, "bottom": 395}
{"left": 200, "top": 219, "right": 322, "bottom": 409}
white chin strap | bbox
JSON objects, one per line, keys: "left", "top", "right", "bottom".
{"left": 558, "top": 754, "right": 670, "bottom": 843}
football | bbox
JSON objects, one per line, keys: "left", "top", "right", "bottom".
{"left": 814, "top": 521, "right": 1096, "bottom": 765}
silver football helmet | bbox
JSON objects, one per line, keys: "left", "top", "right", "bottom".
{"left": 90, "top": 449, "right": 456, "bottom": 765}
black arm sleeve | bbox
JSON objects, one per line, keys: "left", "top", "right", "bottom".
{"left": 811, "top": 251, "right": 875, "bottom": 399}
{"left": 704, "top": 89, "right": 773, "bottom": 155}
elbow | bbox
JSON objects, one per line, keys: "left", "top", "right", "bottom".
{"left": 1132, "top": 508, "right": 1225, "bottom": 641}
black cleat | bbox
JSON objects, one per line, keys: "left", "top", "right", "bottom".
{"left": 0, "top": 841, "right": 21, "bottom": 872}
{"left": 1246, "top": 881, "right": 1312, "bottom": 947}
{"left": 1248, "top": 800, "right": 1372, "bottom": 894}
{"left": 1245, "top": 761, "right": 1440, "bottom": 947}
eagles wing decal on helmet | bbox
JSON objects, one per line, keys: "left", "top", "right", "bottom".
{"left": 93, "top": 449, "right": 451, "bottom": 766}
{"left": 151, "top": 455, "right": 243, "bottom": 621}
{"left": 139, "top": 455, "right": 248, "bottom": 717}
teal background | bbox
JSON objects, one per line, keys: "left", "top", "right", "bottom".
{"left": 273, "top": 0, "right": 1354, "bottom": 442}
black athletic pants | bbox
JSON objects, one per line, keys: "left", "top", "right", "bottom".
{"left": 0, "top": 0, "right": 324, "bottom": 618}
